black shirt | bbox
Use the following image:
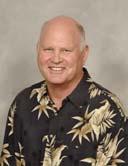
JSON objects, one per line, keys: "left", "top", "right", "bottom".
{"left": 0, "top": 68, "right": 128, "bottom": 166}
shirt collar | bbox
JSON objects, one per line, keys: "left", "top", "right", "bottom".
{"left": 38, "top": 68, "right": 92, "bottom": 107}
{"left": 67, "top": 68, "right": 92, "bottom": 107}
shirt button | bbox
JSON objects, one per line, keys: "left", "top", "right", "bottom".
{"left": 75, "top": 145, "right": 79, "bottom": 149}
{"left": 79, "top": 105, "right": 83, "bottom": 108}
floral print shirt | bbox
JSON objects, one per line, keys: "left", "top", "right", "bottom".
{"left": 0, "top": 68, "right": 128, "bottom": 166}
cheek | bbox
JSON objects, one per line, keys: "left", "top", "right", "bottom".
{"left": 38, "top": 54, "right": 49, "bottom": 65}
{"left": 67, "top": 56, "right": 81, "bottom": 66}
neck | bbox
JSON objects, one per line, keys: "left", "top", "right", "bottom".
{"left": 47, "top": 72, "right": 84, "bottom": 110}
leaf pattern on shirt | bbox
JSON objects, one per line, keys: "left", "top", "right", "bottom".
{"left": 8, "top": 102, "right": 16, "bottom": 136}
{"left": 32, "top": 96, "right": 56, "bottom": 119}
{"left": 1, "top": 69, "right": 128, "bottom": 165}
{"left": 0, "top": 144, "right": 11, "bottom": 166}
{"left": 15, "top": 142, "right": 25, "bottom": 166}
{"left": 30, "top": 82, "right": 56, "bottom": 119}
{"left": 42, "top": 135, "right": 67, "bottom": 166}
{"left": 67, "top": 100, "right": 116, "bottom": 144}
{"left": 30, "top": 82, "right": 47, "bottom": 102}
{"left": 89, "top": 100, "right": 116, "bottom": 140}
{"left": 67, "top": 105, "right": 94, "bottom": 144}
{"left": 107, "top": 92, "right": 127, "bottom": 118}
{"left": 81, "top": 129, "right": 125, "bottom": 166}
{"left": 88, "top": 83, "right": 102, "bottom": 99}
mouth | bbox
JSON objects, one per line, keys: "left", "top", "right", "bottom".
{"left": 48, "top": 67, "right": 65, "bottom": 72}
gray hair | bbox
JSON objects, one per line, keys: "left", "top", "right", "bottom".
{"left": 75, "top": 23, "right": 86, "bottom": 51}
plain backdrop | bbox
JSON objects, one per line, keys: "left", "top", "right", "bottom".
{"left": 0, "top": 0, "right": 128, "bottom": 151}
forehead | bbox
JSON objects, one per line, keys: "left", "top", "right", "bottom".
{"left": 40, "top": 19, "right": 81, "bottom": 44}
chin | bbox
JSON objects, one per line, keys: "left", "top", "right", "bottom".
{"left": 44, "top": 74, "right": 66, "bottom": 84}
{"left": 47, "top": 80, "right": 65, "bottom": 85}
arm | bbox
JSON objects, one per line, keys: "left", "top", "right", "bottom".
{"left": 0, "top": 98, "right": 24, "bottom": 166}
{"left": 81, "top": 95, "right": 128, "bottom": 165}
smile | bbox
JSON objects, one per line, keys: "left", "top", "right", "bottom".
{"left": 49, "top": 67, "right": 65, "bottom": 71}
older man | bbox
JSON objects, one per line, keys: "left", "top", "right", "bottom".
{"left": 0, "top": 16, "right": 128, "bottom": 166}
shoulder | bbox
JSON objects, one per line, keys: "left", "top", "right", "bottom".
{"left": 87, "top": 80, "right": 126, "bottom": 116}
{"left": 7, "top": 81, "right": 46, "bottom": 118}
{"left": 14, "top": 80, "right": 45, "bottom": 103}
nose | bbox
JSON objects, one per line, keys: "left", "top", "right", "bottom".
{"left": 51, "top": 50, "right": 62, "bottom": 64}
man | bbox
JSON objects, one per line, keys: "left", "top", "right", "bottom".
{"left": 0, "top": 16, "right": 128, "bottom": 166}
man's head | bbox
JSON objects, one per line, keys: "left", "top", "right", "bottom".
{"left": 37, "top": 16, "right": 89, "bottom": 87}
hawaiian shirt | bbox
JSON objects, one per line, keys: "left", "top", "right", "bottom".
{"left": 0, "top": 68, "right": 128, "bottom": 166}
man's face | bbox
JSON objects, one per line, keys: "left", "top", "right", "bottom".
{"left": 37, "top": 21, "right": 88, "bottom": 87}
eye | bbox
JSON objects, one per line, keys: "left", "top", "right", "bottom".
{"left": 43, "top": 47, "right": 53, "bottom": 52}
{"left": 62, "top": 48, "right": 72, "bottom": 53}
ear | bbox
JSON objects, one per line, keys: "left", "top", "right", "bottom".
{"left": 82, "top": 45, "right": 89, "bottom": 65}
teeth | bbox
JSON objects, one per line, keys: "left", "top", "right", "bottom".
{"left": 50, "top": 67, "right": 63, "bottom": 71}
